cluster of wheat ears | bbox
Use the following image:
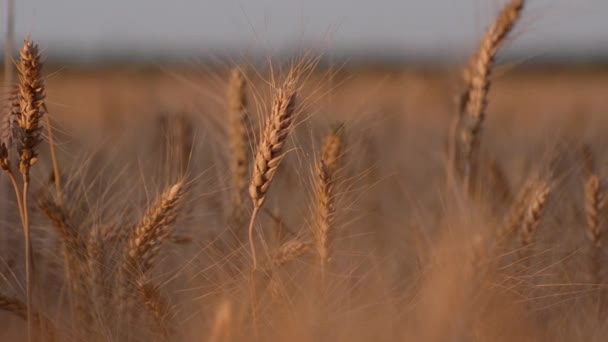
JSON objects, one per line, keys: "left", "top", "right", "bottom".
{"left": 1, "top": 0, "right": 607, "bottom": 341}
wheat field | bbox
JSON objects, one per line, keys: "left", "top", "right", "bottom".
{"left": 2, "top": 1, "right": 608, "bottom": 341}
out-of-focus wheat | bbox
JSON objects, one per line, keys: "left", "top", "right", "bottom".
{"left": 450, "top": 0, "right": 525, "bottom": 193}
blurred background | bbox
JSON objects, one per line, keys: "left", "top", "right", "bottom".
{"left": 0, "top": 0, "right": 606, "bottom": 149}
{"left": 1, "top": 0, "right": 607, "bottom": 64}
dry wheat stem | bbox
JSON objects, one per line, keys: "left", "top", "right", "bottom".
{"left": 0, "top": 146, "right": 25, "bottom": 223}
{"left": 42, "top": 103, "right": 63, "bottom": 204}
{"left": 247, "top": 71, "right": 298, "bottom": 270}
{"left": 228, "top": 68, "right": 249, "bottom": 208}
{"left": 455, "top": 0, "right": 524, "bottom": 192}
{"left": 13, "top": 38, "right": 46, "bottom": 341}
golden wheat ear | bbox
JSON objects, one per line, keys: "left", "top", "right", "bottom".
{"left": 450, "top": 0, "right": 525, "bottom": 193}
{"left": 15, "top": 37, "right": 45, "bottom": 180}
{"left": 247, "top": 69, "right": 299, "bottom": 270}
{"left": 519, "top": 180, "right": 551, "bottom": 249}
{"left": 11, "top": 37, "right": 48, "bottom": 341}
{"left": 124, "top": 181, "right": 186, "bottom": 276}
{"left": 313, "top": 126, "right": 345, "bottom": 277}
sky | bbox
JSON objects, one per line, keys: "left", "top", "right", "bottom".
{"left": 2, "top": 0, "right": 608, "bottom": 61}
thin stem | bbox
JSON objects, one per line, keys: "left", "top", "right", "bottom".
{"left": 3, "top": 168, "right": 33, "bottom": 340}
{"left": 43, "top": 104, "right": 62, "bottom": 205}
{"left": 5, "top": 169, "right": 25, "bottom": 223}
{"left": 248, "top": 270, "right": 259, "bottom": 339}
{"left": 248, "top": 206, "right": 260, "bottom": 270}
{"left": 22, "top": 180, "right": 33, "bottom": 342}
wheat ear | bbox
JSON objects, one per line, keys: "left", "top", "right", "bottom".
{"left": 247, "top": 71, "right": 298, "bottom": 270}
{"left": 124, "top": 181, "right": 185, "bottom": 276}
{"left": 585, "top": 175, "right": 602, "bottom": 247}
{"left": 13, "top": 38, "right": 46, "bottom": 341}
{"left": 520, "top": 181, "right": 551, "bottom": 247}
{"left": 499, "top": 179, "right": 535, "bottom": 241}
{"left": 119, "top": 181, "right": 184, "bottom": 330}
{"left": 314, "top": 126, "right": 344, "bottom": 277}
{"left": 453, "top": 0, "right": 524, "bottom": 192}
{"left": 272, "top": 237, "right": 312, "bottom": 267}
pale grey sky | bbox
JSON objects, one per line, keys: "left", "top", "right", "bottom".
{"left": 2, "top": 0, "right": 607, "bottom": 60}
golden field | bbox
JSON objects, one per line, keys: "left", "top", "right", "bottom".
{"left": 3, "top": 1, "right": 608, "bottom": 341}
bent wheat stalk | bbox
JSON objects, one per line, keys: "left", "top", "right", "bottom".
{"left": 247, "top": 71, "right": 298, "bottom": 270}
{"left": 451, "top": 0, "right": 525, "bottom": 193}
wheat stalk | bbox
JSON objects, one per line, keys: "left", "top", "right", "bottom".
{"left": 42, "top": 103, "right": 63, "bottom": 204}
{"left": 247, "top": 70, "right": 299, "bottom": 269}
{"left": 12, "top": 38, "right": 46, "bottom": 341}
{"left": 117, "top": 181, "right": 185, "bottom": 332}
{"left": 313, "top": 127, "right": 344, "bottom": 277}
{"left": 228, "top": 68, "right": 250, "bottom": 208}
{"left": 452, "top": 0, "right": 525, "bottom": 192}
